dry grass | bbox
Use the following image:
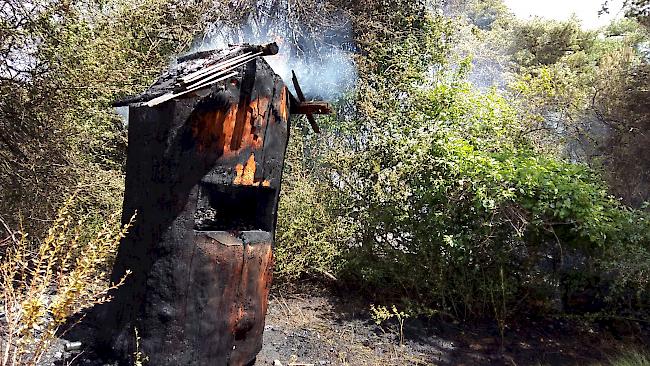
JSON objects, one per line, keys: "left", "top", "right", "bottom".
{"left": 0, "top": 197, "right": 133, "bottom": 366}
{"left": 604, "top": 351, "right": 650, "bottom": 366}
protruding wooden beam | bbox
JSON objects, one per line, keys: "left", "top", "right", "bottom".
{"left": 291, "top": 70, "right": 321, "bottom": 133}
{"left": 257, "top": 42, "right": 279, "bottom": 56}
{"left": 177, "top": 42, "right": 279, "bottom": 63}
{"left": 291, "top": 101, "right": 332, "bottom": 115}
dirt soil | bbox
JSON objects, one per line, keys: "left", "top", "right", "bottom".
{"left": 38, "top": 285, "right": 649, "bottom": 366}
{"left": 256, "top": 286, "right": 649, "bottom": 366}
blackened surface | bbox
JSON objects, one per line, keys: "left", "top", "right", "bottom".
{"left": 96, "top": 58, "right": 289, "bottom": 366}
{"left": 194, "top": 184, "right": 276, "bottom": 232}
{"left": 263, "top": 81, "right": 291, "bottom": 240}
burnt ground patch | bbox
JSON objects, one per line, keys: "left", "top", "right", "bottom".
{"left": 257, "top": 284, "right": 650, "bottom": 366}
{"left": 36, "top": 284, "right": 649, "bottom": 366}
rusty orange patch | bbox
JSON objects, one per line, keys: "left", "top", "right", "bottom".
{"left": 278, "top": 87, "right": 289, "bottom": 122}
{"left": 238, "top": 96, "right": 269, "bottom": 152}
{"left": 192, "top": 96, "right": 270, "bottom": 156}
{"left": 234, "top": 153, "right": 256, "bottom": 186}
{"left": 192, "top": 104, "right": 238, "bottom": 154}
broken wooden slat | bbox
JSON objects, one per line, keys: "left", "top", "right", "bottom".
{"left": 181, "top": 51, "right": 252, "bottom": 83}
{"left": 182, "top": 71, "right": 239, "bottom": 94}
{"left": 146, "top": 53, "right": 257, "bottom": 107}
{"left": 114, "top": 43, "right": 281, "bottom": 109}
{"left": 184, "top": 66, "right": 238, "bottom": 89}
{"left": 145, "top": 72, "right": 238, "bottom": 107}
{"left": 182, "top": 52, "right": 261, "bottom": 84}
{"left": 175, "top": 42, "right": 277, "bottom": 64}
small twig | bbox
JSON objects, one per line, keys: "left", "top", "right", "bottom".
{"left": 0, "top": 216, "right": 19, "bottom": 245}
{"left": 312, "top": 267, "right": 338, "bottom": 282}
{"left": 65, "top": 349, "right": 85, "bottom": 366}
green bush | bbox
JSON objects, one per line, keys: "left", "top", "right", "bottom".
{"left": 334, "top": 63, "right": 650, "bottom": 318}
{"left": 275, "top": 131, "right": 356, "bottom": 281}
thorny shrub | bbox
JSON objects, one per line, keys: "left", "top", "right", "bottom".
{"left": 0, "top": 197, "right": 133, "bottom": 366}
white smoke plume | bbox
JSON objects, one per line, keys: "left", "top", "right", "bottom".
{"left": 189, "top": 4, "right": 357, "bottom": 100}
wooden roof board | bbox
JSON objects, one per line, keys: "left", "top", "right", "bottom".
{"left": 113, "top": 43, "right": 279, "bottom": 107}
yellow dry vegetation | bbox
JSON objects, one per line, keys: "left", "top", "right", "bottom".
{"left": 0, "top": 197, "right": 134, "bottom": 366}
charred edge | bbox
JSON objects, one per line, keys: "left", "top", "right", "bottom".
{"left": 177, "top": 49, "right": 219, "bottom": 63}
{"left": 231, "top": 61, "right": 257, "bottom": 151}
{"left": 246, "top": 42, "right": 279, "bottom": 56}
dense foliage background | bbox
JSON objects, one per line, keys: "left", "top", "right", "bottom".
{"left": 1, "top": 0, "right": 649, "bottom": 331}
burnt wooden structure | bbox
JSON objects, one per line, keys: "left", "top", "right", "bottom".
{"left": 98, "top": 43, "right": 329, "bottom": 365}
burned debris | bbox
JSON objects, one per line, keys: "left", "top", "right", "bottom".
{"left": 97, "top": 43, "right": 330, "bottom": 365}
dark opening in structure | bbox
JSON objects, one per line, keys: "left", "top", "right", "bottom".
{"left": 194, "top": 183, "right": 276, "bottom": 232}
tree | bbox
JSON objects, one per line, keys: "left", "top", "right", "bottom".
{"left": 603, "top": 0, "right": 650, "bottom": 30}
{"left": 0, "top": 0, "right": 219, "bottom": 235}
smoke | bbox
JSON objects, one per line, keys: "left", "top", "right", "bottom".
{"left": 189, "top": 3, "right": 357, "bottom": 100}
{"left": 442, "top": 3, "right": 513, "bottom": 91}
{"left": 115, "top": 106, "right": 129, "bottom": 126}
{"left": 263, "top": 44, "right": 357, "bottom": 101}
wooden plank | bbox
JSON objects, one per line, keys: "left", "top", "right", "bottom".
{"left": 181, "top": 51, "right": 252, "bottom": 83}
{"left": 182, "top": 52, "right": 261, "bottom": 84}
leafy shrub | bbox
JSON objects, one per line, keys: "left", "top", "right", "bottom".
{"left": 270, "top": 3, "right": 650, "bottom": 322}
{"left": 604, "top": 350, "right": 650, "bottom": 366}
{"left": 0, "top": 0, "right": 221, "bottom": 237}
{"left": 333, "top": 64, "right": 650, "bottom": 318}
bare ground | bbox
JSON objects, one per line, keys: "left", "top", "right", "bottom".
{"left": 257, "top": 285, "right": 649, "bottom": 366}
